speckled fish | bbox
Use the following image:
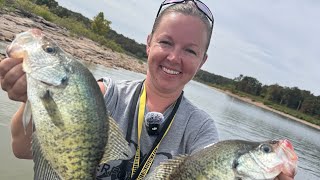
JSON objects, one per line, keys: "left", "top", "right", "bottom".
{"left": 146, "top": 139, "right": 298, "bottom": 180}
{"left": 6, "top": 29, "right": 132, "bottom": 180}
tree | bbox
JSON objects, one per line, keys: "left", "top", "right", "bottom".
{"left": 33, "top": 0, "right": 58, "bottom": 8}
{"left": 91, "top": 12, "right": 111, "bottom": 36}
{"left": 277, "top": 87, "right": 303, "bottom": 109}
{"left": 234, "top": 74, "right": 244, "bottom": 82}
{"left": 265, "top": 84, "right": 283, "bottom": 103}
{"left": 235, "top": 76, "right": 262, "bottom": 96}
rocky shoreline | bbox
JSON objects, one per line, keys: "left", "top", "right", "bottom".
{"left": 1, "top": 8, "right": 319, "bottom": 130}
{"left": 0, "top": 8, "right": 147, "bottom": 73}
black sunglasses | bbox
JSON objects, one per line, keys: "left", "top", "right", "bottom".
{"left": 156, "top": 0, "right": 214, "bottom": 26}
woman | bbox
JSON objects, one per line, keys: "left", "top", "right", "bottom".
{"left": 0, "top": 0, "right": 294, "bottom": 179}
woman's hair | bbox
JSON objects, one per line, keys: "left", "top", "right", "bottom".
{"left": 151, "top": 1, "right": 213, "bottom": 54}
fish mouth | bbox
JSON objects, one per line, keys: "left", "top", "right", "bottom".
{"left": 276, "top": 139, "right": 298, "bottom": 177}
{"left": 6, "top": 28, "right": 43, "bottom": 58}
{"left": 6, "top": 44, "right": 26, "bottom": 59}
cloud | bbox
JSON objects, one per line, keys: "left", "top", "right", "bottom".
{"left": 55, "top": 0, "right": 320, "bottom": 95}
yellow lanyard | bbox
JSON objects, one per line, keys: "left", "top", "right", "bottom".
{"left": 131, "top": 83, "right": 176, "bottom": 179}
{"left": 131, "top": 82, "right": 147, "bottom": 177}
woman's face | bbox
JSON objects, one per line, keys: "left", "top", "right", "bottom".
{"left": 146, "top": 12, "right": 208, "bottom": 94}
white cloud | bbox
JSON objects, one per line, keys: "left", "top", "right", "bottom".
{"left": 55, "top": 0, "right": 320, "bottom": 95}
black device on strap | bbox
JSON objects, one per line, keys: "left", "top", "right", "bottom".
{"left": 130, "top": 87, "right": 184, "bottom": 180}
{"left": 118, "top": 80, "right": 183, "bottom": 179}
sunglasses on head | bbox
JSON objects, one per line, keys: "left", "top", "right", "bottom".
{"left": 156, "top": 0, "right": 214, "bottom": 26}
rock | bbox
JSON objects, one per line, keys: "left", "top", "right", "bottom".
{"left": 0, "top": 8, "right": 147, "bottom": 74}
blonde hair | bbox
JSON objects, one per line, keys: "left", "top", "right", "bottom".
{"left": 151, "top": 1, "right": 213, "bottom": 53}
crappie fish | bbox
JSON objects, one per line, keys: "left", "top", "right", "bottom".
{"left": 6, "top": 29, "right": 132, "bottom": 180}
{"left": 146, "top": 139, "right": 298, "bottom": 180}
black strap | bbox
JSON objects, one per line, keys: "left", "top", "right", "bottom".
{"left": 130, "top": 90, "right": 184, "bottom": 180}
{"left": 126, "top": 80, "right": 144, "bottom": 142}
{"left": 119, "top": 80, "right": 144, "bottom": 179}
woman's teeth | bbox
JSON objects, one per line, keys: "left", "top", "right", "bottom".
{"left": 162, "top": 66, "right": 180, "bottom": 75}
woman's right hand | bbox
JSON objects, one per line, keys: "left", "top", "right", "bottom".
{"left": 1, "top": 57, "right": 33, "bottom": 159}
{"left": 0, "top": 57, "right": 27, "bottom": 102}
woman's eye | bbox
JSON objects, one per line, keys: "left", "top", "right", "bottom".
{"left": 160, "top": 40, "right": 171, "bottom": 45}
{"left": 186, "top": 49, "right": 197, "bottom": 56}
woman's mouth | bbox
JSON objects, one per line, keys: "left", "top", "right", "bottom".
{"left": 161, "top": 66, "right": 180, "bottom": 75}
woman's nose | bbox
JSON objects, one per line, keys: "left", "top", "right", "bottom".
{"left": 167, "top": 48, "right": 181, "bottom": 63}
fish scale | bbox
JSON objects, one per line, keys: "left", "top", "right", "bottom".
{"left": 29, "top": 57, "right": 108, "bottom": 179}
{"left": 6, "top": 29, "right": 133, "bottom": 180}
{"left": 146, "top": 140, "right": 298, "bottom": 180}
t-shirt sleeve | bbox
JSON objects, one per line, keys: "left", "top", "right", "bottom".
{"left": 99, "top": 77, "right": 118, "bottom": 116}
{"left": 188, "top": 115, "right": 219, "bottom": 154}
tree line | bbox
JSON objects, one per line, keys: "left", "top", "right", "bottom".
{"left": 6, "top": 0, "right": 318, "bottom": 126}
{"left": 31, "top": 0, "right": 147, "bottom": 60}
{"left": 194, "top": 70, "right": 320, "bottom": 125}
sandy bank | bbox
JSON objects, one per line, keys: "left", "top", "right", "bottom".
{"left": 212, "top": 86, "right": 320, "bottom": 131}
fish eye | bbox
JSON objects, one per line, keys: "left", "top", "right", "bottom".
{"left": 260, "top": 144, "right": 272, "bottom": 153}
{"left": 42, "top": 44, "right": 56, "bottom": 54}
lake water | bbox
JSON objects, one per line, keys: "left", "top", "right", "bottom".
{"left": 0, "top": 63, "right": 319, "bottom": 179}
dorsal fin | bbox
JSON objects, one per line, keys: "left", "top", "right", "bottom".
{"left": 145, "top": 155, "right": 188, "bottom": 179}
{"left": 100, "top": 116, "right": 133, "bottom": 164}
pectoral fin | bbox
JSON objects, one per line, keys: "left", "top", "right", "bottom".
{"left": 41, "top": 90, "right": 65, "bottom": 130}
{"left": 22, "top": 100, "right": 32, "bottom": 134}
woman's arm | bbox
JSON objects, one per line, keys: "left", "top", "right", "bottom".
{"left": 10, "top": 103, "right": 33, "bottom": 159}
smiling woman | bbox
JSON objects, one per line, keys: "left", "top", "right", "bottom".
{"left": 1, "top": 1, "right": 219, "bottom": 179}
{"left": 54, "top": 0, "right": 320, "bottom": 96}
{"left": 0, "top": 0, "right": 296, "bottom": 180}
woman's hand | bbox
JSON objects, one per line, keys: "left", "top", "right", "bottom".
{"left": 0, "top": 57, "right": 27, "bottom": 102}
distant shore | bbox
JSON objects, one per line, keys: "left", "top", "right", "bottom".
{"left": 211, "top": 86, "right": 320, "bottom": 131}
{"left": 1, "top": 8, "right": 319, "bottom": 131}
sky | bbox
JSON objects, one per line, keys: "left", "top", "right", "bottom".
{"left": 55, "top": 0, "right": 320, "bottom": 96}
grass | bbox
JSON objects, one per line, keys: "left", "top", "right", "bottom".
{"left": 7, "top": 0, "right": 124, "bottom": 52}
{"left": 0, "top": 0, "right": 3, "bottom": 7}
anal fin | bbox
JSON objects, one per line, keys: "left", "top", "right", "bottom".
{"left": 32, "top": 133, "right": 61, "bottom": 180}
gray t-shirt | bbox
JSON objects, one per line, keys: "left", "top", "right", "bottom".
{"left": 96, "top": 78, "right": 219, "bottom": 180}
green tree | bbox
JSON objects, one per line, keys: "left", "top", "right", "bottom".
{"left": 236, "top": 76, "right": 262, "bottom": 96}
{"left": 265, "top": 84, "right": 284, "bottom": 103}
{"left": 259, "top": 85, "right": 268, "bottom": 98}
{"left": 234, "top": 74, "right": 244, "bottom": 82}
{"left": 33, "top": 0, "right": 58, "bottom": 8}
{"left": 91, "top": 12, "right": 111, "bottom": 36}
{"left": 278, "top": 87, "right": 303, "bottom": 109}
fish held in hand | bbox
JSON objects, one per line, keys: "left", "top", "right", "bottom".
{"left": 146, "top": 139, "right": 298, "bottom": 180}
{"left": 7, "top": 28, "right": 132, "bottom": 180}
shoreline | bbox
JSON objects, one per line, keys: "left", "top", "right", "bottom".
{"left": 1, "top": 8, "right": 318, "bottom": 131}
{"left": 211, "top": 86, "right": 320, "bottom": 131}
